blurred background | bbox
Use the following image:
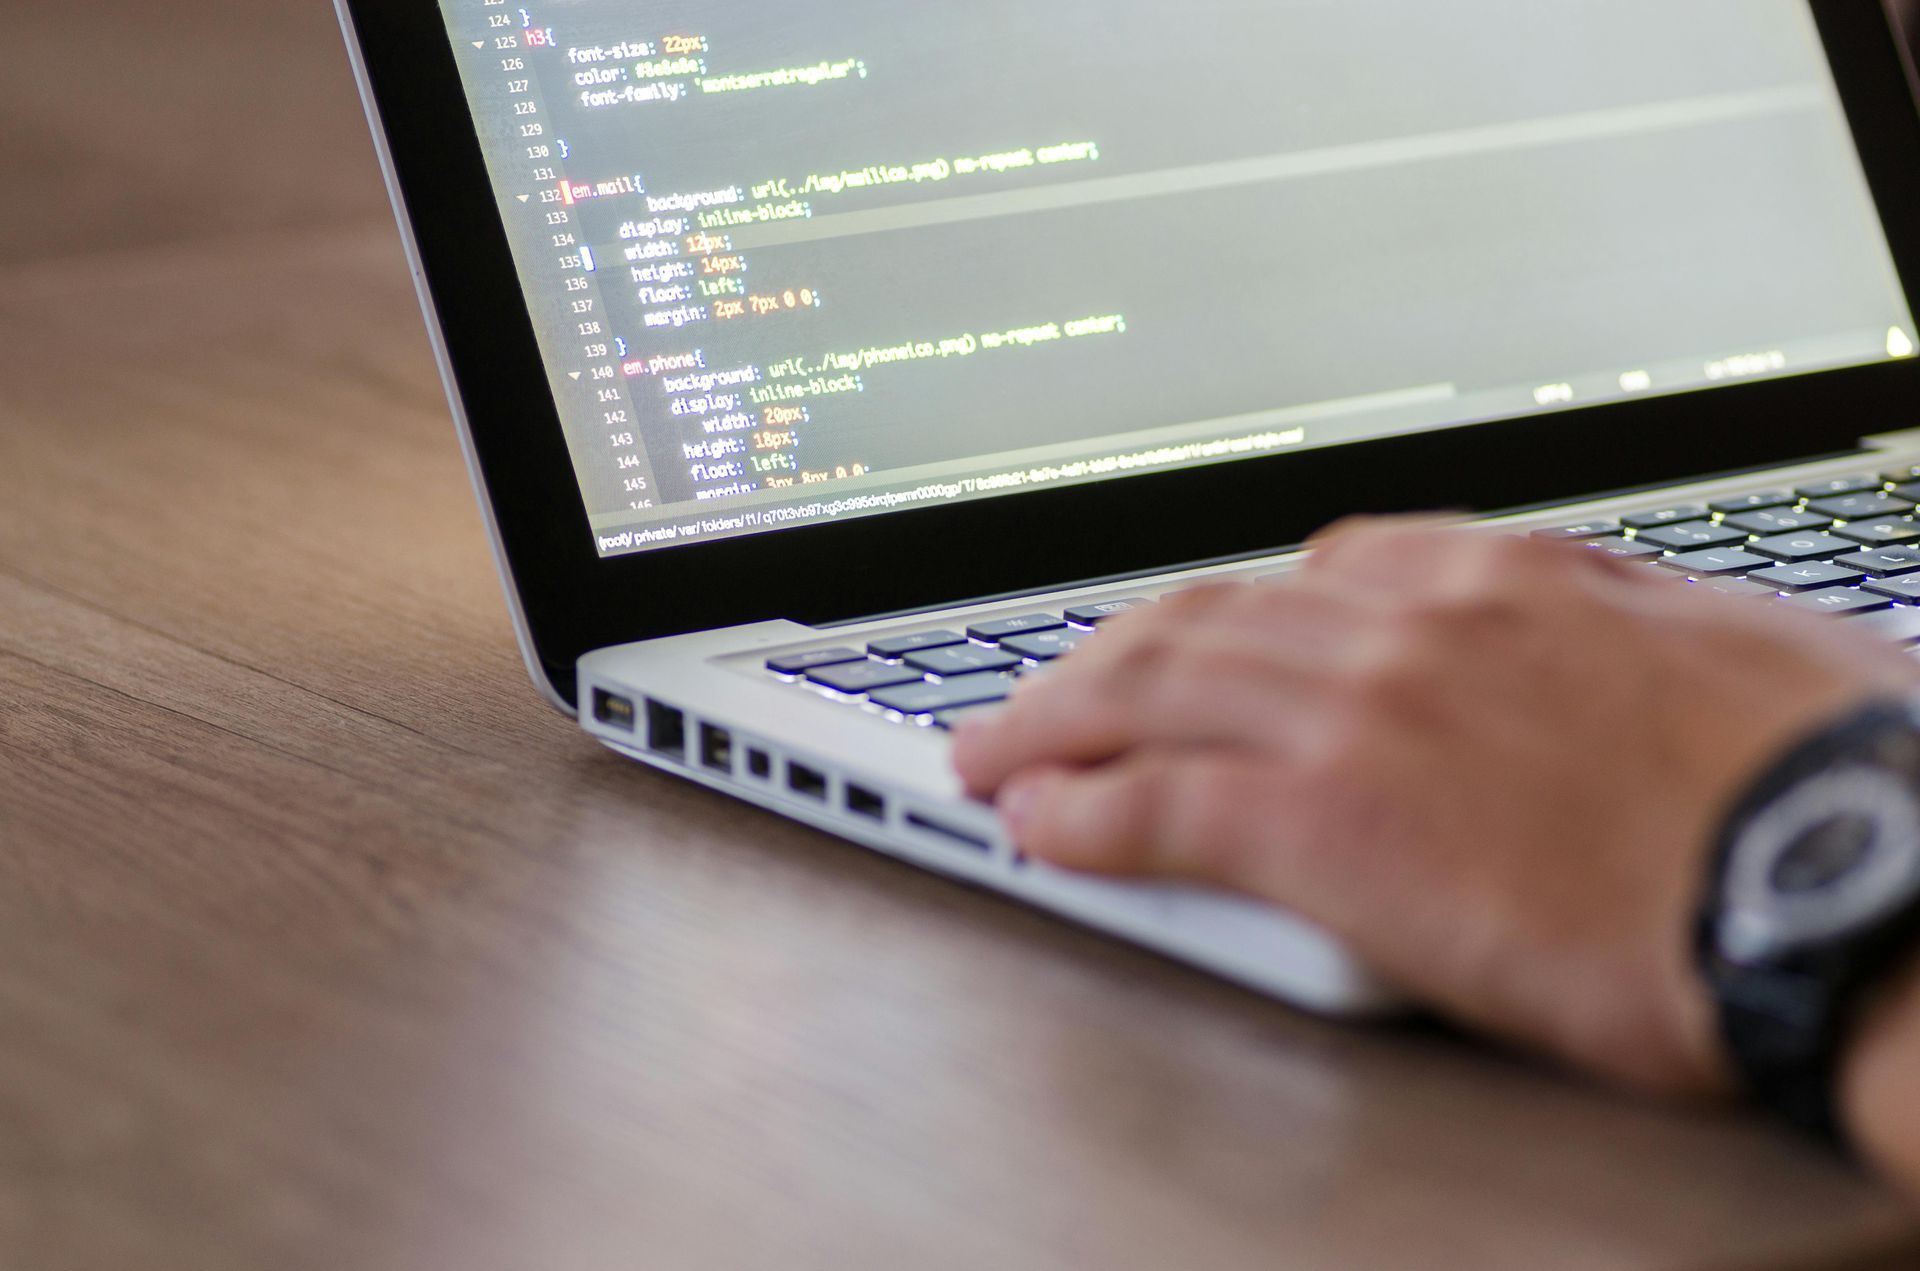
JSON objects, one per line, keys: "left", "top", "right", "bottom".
{"left": 5, "top": 1, "right": 1914, "bottom": 271}
{"left": 0, "top": 1, "right": 390, "bottom": 267}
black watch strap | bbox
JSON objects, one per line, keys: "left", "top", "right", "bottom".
{"left": 1712, "top": 963, "right": 1863, "bottom": 1142}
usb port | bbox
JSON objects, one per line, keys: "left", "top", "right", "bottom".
{"left": 787, "top": 762, "right": 828, "bottom": 800}
{"left": 592, "top": 688, "right": 636, "bottom": 732}
{"left": 699, "top": 723, "right": 734, "bottom": 773}
{"left": 845, "top": 784, "right": 886, "bottom": 821}
{"left": 645, "top": 699, "right": 686, "bottom": 759}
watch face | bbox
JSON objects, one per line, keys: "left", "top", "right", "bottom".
{"left": 1770, "top": 813, "right": 1878, "bottom": 896}
{"left": 1718, "top": 765, "right": 1920, "bottom": 965}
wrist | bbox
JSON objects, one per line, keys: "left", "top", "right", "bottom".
{"left": 1695, "top": 697, "right": 1920, "bottom": 1142}
{"left": 1840, "top": 946, "right": 1920, "bottom": 1174}
{"left": 1664, "top": 938, "right": 1738, "bottom": 1096}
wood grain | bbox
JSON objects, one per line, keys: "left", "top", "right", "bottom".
{"left": 3, "top": 4, "right": 1919, "bottom": 1269}
{"left": 0, "top": 1, "right": 389, "bottom": 267}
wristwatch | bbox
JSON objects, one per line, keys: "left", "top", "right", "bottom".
{"left": 1697, "top": 699, "right": 1920, "bottom": 1143}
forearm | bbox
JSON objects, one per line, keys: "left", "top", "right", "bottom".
{"left": 1841, "top": 951, "right": 1920, "bottom": 1195}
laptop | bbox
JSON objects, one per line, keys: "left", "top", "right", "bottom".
{"left": 336, "top": 0, "right": 1920, "bottom": 1014}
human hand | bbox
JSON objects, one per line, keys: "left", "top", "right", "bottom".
{"left": 952, "top": 519, "right": 1920, "bottom": 1095}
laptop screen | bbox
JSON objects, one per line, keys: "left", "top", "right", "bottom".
{"left": 437, "top": 0, "right": 1916, "bottom": 559}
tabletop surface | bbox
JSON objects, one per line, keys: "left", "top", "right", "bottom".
{"left": 5, "top": 4, "right": 1920, "bottom": 1269}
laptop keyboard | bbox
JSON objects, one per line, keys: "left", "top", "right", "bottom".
{"left": 763, "top": 466, "right": 1920, "bottom": 725}
{"left": 764, "top": 600, "right": 1152, "bottom": 727}
{"left": 1540, "top": 467, "right": 1920, "bottom": 644}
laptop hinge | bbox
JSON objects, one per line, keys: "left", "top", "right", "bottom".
{"left": 818, "top": 439, "right": 1915, "bottom": 630}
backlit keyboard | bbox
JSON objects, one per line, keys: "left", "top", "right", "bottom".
{"left": 765, "top": 466, "right": 1920, "bottom": 726}
{"left": 1534, "top": 466, "right": 1920, "bottom": 650}
{"left": 765, "top": 598, "right": 1153, "bottom": 726}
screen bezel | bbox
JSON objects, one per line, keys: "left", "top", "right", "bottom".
{"left": 340, "top": 0, "right": 1920, "bottom": 707}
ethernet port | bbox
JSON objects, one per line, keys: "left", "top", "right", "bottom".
{"left": 699, "top": 723, "right": 734, "bottom": 773}
{"left": 645, "top": 699, "right": 687, "bottom": 760}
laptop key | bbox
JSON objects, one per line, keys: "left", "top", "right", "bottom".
{"left": 1721, "top": 508, "right": 1833, "bottom": 536}
{"left": 766, "top": 647, "right": 866, "bottom": 676}
{"left": 1636, "top": 521, "right": 1746, "bottom": 552}
{"left": 806, "top": 659, "right": 930, "bottom": 695}
{"left": 1698, "top": 576, "right": 1781, "bottom": 599}
{"left": 1806, "top": 493, "right": 1914, "bottom": 520}
{"left": 1621, "top": 505, "right": 1709, "bottom": 530}
{"left": 1831, "top": 518, "right": 1920, "bottom": 546}
{"left": 931, "top": 702, "right": 1006, "bottom": 731}
{"left": 1531, "top": 520, "right": 1619, "bottom": 542}
{"left": 1855, "top": 607, "right": 1920, "bottom": 645}
{"left": 1001, "top": 628, "right": 1092, "bottom": 661}
{"left": 1746, "top": 532, "right": 1856, "bottom": 563}
{"left": 1709, "top": 490, "right": 1796, "bottom": 514}
{"left": 1892, "top": 483, "right": 1920, "bottom": 503}
{"left": 1657, "top": 547, "right": 1773, "bottom": 576}
{"left": 869, "top": 672, "right": 1016, "bottom": 716}
{"left": 1833, "top": 546, "right": 1920, "bottom": 578}
{"left": 1786, "top": 588, "right": 1894, "bottom": 617}
{"left": 906, "top": 644, "right": 1025, "bottom": 677}
{"left": 1064, "top": 599, "right": 1153, "bottom": 626}
{"left": 1583, "top": 536, "right": 1661, "bottom": 560}
{"left": 1746, "top": 562, "right": 1867, "bottom": 592}
{"left": 1797, "top": 475, "right": 1884, "bottom": 499}
{"left": 1863, "top": 575, "right": 1920, "bottom": 602}
{"left": 966, "top": 614, "right": 1066, "bottom": 642}
{"left": 868, "top": 629, "right": 966, "bottom": 660}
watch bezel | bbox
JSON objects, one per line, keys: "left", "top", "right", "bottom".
{"left": 1718, "top": 763, "right": 1920, "bottom": 965}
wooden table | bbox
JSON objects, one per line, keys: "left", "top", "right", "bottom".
{"left": 4, "top": 4, "right": 1919, "bottom": 1268}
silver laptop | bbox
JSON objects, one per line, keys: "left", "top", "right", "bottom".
{"left": 336, "top": 0, "right": 1920, "bottom": 1014}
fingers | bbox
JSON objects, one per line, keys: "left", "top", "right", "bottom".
{"left": 1307, "top": 515, "right": 1643, "bottom": 593}
{"left": 996, "top": 750, "right": 1285, "bottom": 887}
{"left": 1045, "top": 580, "right": 1383, "bottom": 689}
{"left": 1302, "top": 514, "right": 1472, "bottom": 587}
{"left": 956, "top": 520, "right": 1577, "bottom": 797}
{"left": 1308, "top": 511, "right": 1464, "bottom": 557}
{"left": 951, "top": 583, "right": 1383, "bottom": 796}
{"left": 953, "top": 627, "right": 1325, "bottom": 795}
